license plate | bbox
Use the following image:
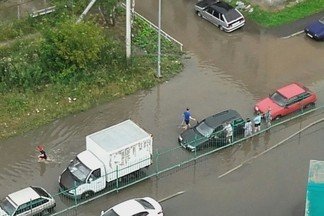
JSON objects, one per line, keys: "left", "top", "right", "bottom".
{"left": 307, "top": 33, "right": 313, "bottom": 38}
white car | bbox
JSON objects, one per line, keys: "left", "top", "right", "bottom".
{"left": 0, "top": 186, "right": 56, "bottom": 216}
{"left": 101, "top": 197, "right": 163, "bottom": 216}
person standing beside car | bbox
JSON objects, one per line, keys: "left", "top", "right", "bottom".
{"left": 264, "top": 107, "right": 272, "bottom": 127}
{"left": 254, "top": 112, "right": 262, "bottom": 133}
{"left": 244, "top": 118, "right": 253, "bottom": 137}
{"left": 224, "top": 121, "right": 233, "bottom": 143}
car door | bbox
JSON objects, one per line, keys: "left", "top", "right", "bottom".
{"left": 211, "top": 10, "right": 222, "bottom": 27}
{"left": 298, "top": 92, "right": 311, "bottom": 108}
{"left": 285, "top": 96, "right": 301, "bottom": 115}
{"left": 14, "top": 202, "right": 31, "bottom": 216}
{"left": 211, "top": 125, "right": 226, "bottom": 147}
{"left": 87, "top": 168, "right": 105, "bottom": 193}
{"left": 30, "top": 198, "right": 48, "bottom": 215}
{"left": 219, "top": 13, "right": 227, "bottom": 29}
{"left": 232, "top": 118, "right": 245, "bottom": 139}
{"left": 204, "top": 7, "right": 215, "bottom": 23}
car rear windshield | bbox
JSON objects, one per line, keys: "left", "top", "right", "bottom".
{"left": 32, "top": 187, "right": 50, "bottom": 198}
{"left": 224, "top": 9, "right": 242, "bottom": 22}
{"left": 136, "top": 199, "right": 155, "bottom": 210}
{"left": 102, "top": 209, "right": 119, "bottom": 216}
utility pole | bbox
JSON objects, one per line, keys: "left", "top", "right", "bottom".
{"left": 126, "top": 0, "right": 131, "bottom": 59}
{"left": 157, "top": 0, "right": 162, "bottom": 77}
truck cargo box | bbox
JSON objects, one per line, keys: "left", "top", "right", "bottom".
{"left": 86, "top": 119, "right": 153, "bottom": 179}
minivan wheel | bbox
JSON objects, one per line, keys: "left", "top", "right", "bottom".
{"left": 40, "top": 206, "right": 54, "bottom": 215}
{"left": 81, "top": 191, "right": 94, "bottom": 200}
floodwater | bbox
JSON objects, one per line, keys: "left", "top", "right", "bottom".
{"left": 1, "top": 0, "right": 324, "bottom": 215}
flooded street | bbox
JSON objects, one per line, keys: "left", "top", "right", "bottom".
{"left": 1, "top": 0, "right": 324, "bottom": 215}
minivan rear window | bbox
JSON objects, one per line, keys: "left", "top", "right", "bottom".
{"left": 136, "top": 199, "right": 155, "bottom": 210}
{"left": 32, "top": 187, "right": 50, "bottom": 198}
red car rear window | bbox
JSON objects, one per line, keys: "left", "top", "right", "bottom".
{"left": 277, "top": 83, "right": 306, "bottom": 99}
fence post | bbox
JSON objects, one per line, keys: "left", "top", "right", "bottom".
{"left": 155, "top": 149, "right": 159, "bottom": 176}
{"left": 74, "top": 181, "right": 77, "bottom": 205}
{"left": 116, "top": 165, "right": 119, "bottom": 192}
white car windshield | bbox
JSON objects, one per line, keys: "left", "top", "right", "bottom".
{"left": 270, "top": 92, "right": 287, "bottom": 107}
{"left": 196, "top": 121, "right": 214, "bottom": 138}
{"left": 68, "top": 158, "right": 91, "bottom": 182}
{"left": 0, "top": 198, "right": 16, "bottom": 215}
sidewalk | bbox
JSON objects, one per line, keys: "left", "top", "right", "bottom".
{"left": 267, "top": 11, "right": 324, "bottom": 38}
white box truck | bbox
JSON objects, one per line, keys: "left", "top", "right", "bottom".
{"left": 58, "top": 119, "right": 153, "bottom": 199}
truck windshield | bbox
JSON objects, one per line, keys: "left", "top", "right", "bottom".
{"left": 68, "top": 158, "right": 91, "bottom": 182}
{"left": 0, "top": 198, "right": 16, "bottom": 215}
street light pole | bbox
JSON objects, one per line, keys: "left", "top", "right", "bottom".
{"left": 126, "top": 0, "right": 131, "bottom": 59}
{"left": 157, "top": 0, "right": 162, "bottom": 77}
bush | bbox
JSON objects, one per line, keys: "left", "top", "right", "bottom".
{"left": 40, "top": 20, "right": 106, "bottom": 83}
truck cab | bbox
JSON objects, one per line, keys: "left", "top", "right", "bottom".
{"left": 59, "top": 150, "right": 105, "bottom": 199}
{"left": 59, "top": 119, "right": 153, "bottom": 199}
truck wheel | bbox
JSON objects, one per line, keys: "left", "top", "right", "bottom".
{"left": 81, "top": 191, "right": 94, "bottom": 200}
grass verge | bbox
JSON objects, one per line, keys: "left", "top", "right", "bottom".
{"left": 244, "top": 0, "right": 324, "bottom": 27}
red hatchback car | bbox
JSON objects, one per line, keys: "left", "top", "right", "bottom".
{"left": 254, "top": 83, "right": 317, "bottom": 120}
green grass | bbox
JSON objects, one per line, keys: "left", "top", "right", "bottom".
{"left": 245, "top": 0, "right": 324, "bottom": 27}
{"left": 0, "top": 14, "right": 183, "bottom": 140}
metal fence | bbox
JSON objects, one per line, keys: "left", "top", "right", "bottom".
{"left": 50, "top": 105, "right": 324, "bottom": 216}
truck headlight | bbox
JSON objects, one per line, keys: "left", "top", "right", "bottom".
{"left": 187, "top": 145, "right": 195, "bottom": 151}
{"left": 68, "top": 189, "right": 76, "bottom": 195}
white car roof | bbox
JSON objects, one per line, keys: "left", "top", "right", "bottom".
{"left": 8, "top": 187, "right": 40, "bottom": 206}
{"left": 113, "top": 199, "right": 145, "bottom": 215}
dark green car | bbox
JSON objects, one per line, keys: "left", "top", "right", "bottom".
{"left": 178, "top": 109, "right": 245, "bottom": 151}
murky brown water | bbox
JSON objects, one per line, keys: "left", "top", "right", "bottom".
{"left": 0, "top": 0, "right": 324, "bottom": 215}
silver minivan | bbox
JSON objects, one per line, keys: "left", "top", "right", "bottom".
{"left": 0, "top": 186, "right": 56, "bottom": 216}
{"left": 195, "top": 0, "right": 245, "bottom": 32}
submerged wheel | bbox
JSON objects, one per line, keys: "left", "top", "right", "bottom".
{"left": 275, "top": 115, "right": 282, "bottom": 120}
{"left": 81, "top": 191, "right": 94, "bottom": 200}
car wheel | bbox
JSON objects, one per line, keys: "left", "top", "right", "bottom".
{"left": 40, "top": 206, "right": 55, "bottom": 215}
{"left": 275, "top": 115, "right": 282, "bottom": 120}
{"left": 197, "top": 11, "right": 202, "bottom": 17}
{"left": 303, "top": 102, "right": 315, "bottom": 110}
{"left": 81, "top": 191, "right": 94, "bottom": 200}
{"left": 219, "top": 26, "right": 224, "bottom": 31}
